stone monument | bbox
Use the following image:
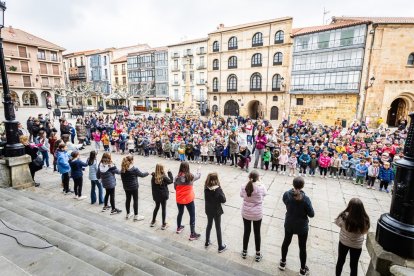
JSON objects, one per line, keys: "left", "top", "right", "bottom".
{"left": 174, "top": 57, "right": 201, "bottom": 118}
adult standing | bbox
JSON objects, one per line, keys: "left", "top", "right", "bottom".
{"left": 20, "top": 136, "right": 41, "bottom": 187}
{"left": 75, "top": 118, "right": 87, "bottom": 145}
{"left": 279, "top": 177, "right": 314, "bottom": 276}
{"left": 228, "top": 130, "right": 239, "bottom": 167}
{"left": 253, "top": 130, "right": 267, "bottom": 169}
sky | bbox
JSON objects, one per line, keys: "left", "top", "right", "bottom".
{"left": 5, "top": 0, "right": 414, "bottom": 53}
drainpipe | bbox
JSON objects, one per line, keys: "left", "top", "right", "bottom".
{"left": 265, "top": 22, "right": 272, "bottom": 119}
{"left": 357, "top": 23, "right": 377, "bottom": 122}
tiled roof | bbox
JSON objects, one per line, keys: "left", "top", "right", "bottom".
{"left": 291, "top": 20, "right": 369, "bottom": 37}
{"left": 209, "top": 17, "right": 292, "bottom": 34}
{"left": 1, "top": 26, "right": 65, "bottom": 51}
{"left": 111, "top": 55, "right": 127, "bottom": 63}
{"left": 85, "top": 47, "right": 116, "bottom": 56}
{"left": 168, "top": 37, "right": 208, "bottom": 47}
{"left": 333, "top": 16, "right": 414, "bottom": 24}
{"left": 63, "top": 49, "right": 99, "bottom": 57}
{"left": 127, "top": 46, "right": 167, "bottom": 57}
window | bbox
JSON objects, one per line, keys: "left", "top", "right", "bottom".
{"left": 115, "top": 77, "right": 119, "bottom": 85}
{"left": 23, "top": 76, "right": 31, "bottom": 87}
{"left": 40, "top": 63, "right": 48, "bottom": 74}
{"left": 213, "top": 96, "right": 217, "bottom": 101}
{"left": 252, "top": 32, "right": 263, "bottom": 47}
{"left": 251, "top": 53, "right": 262, "bottom": 67}
{"left": 227, "top": 74, "right": 237, "bottom": 92}
{"left": 69, "top": 59, "right": 72, "bottom": 67}
{"left": 228, "top": 56, "right": 237, "bottom": 69}
{"left": 199, "top": 56, "right": 205, "bottom": 66}
{"left": 80, "top": 57, "right": 84, "bottom": 66}
{"left": 273, "top": 52, "right": 283, "bottom": 65}
{"left": 20, "top": 61, "right": 29, "bottom": 72}
{"left": 114, "top": 65, "right": 118, "bottom": 75}
{"left": 18, "top": 46, "right": 27, "bottom": 58}
{"left": 213, "top": 59, "right": 219, "bottom": 70}
{"left": 228, "top": 36, "right": 238, "bottom": 50}
{"left": 272, "top": 74, "right": 282, "bottom": 91}
{"left": 104, "top": 56, "right": 107, "bottom": 66}
{"left": 104, "top": 69, "right": 108, "bottom": 80}
{"left": 50, "top": 51, "right": 58, "bottom": 61}
{"left": 41, "top": 77, "right": 49, "bottom": 87}
{"left": 54, "top": 78, "right": 60, "bottom": 86}
{"left": 199, "top": 47, "right": 205, "bottom": 54}
{"left": 275, "top": 31, "right": 284, "bottom": 44}
{"left": 122, "top": 64, "right": 126, "bottom": 74}
{"left": 250, "top": 73, "right": 262, "bottom": 91}
{"left": 74, "top": 58, "right": 77, "bottom": 66}
{"left": 213, "top": 41, "right": 219, "bottom": 52}
{"left": 273, "top": 96, "right": 278, "bottom": 101}
{"left": 37, "top": 50, "right": 46, "bottom": 60}
{"left": 122, "top": 77, "right": 126, "bottom": 85}
{"left": 212, "top": 77, "right": 218, "bottom": 92}
{"left": 199, "top": 89, "right": 205, "bottom": 101}
{"left": 408, "top": 53, "right": 414, "bottom": 65}
{"left": 52, "top": 65, "right": 59, "bottom": 75}
{"left": 296, "top": 98, "right": 304, "bottom": 105}
{"left": 318, "top": 32, "right": 330, "bottom": 49}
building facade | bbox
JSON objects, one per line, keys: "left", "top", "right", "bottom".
{"left": 111, "top": 56, "right": 127, "bottom": 87}
{"left": 168, "top": 38, "right": 208, "bottom": 113}
{"left": 1, "top": 26, "right": 65, "bottom": 108}
{"left": 63, "top": 50, "right": 96, "bottom": 88}
{"left": 207, "top": 18, "right": 293, "bottom": 122}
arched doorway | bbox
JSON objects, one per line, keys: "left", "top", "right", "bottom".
{"left": 387, "top": 98, "right": 408, "bottom": 127}
{"left": 22, "top": 91, "right": 38, "bottom": 106}
{"left": 270, "top": 106, "right": 279, "bottom": 120}
{"left": 224, "top": 100, "right": 239, "bottom": 116}
{"left": 248, "top": 100, "right": 264, "bottom": 119}
{"left": 41, "top": 91, "right": 52, "bottom": 108}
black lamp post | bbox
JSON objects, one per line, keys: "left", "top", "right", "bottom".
{"left": 0, "top": 2, "right": 24, "bottom": 157}
{"left": 376, "top": 112, "right": 414, "bottom": 258}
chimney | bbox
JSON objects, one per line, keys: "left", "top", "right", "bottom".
{"left": 217, "top": 23, "right": 224, "bottom": 30}
{"left": 8, "top": 25, "right": 14, "bottom": 33}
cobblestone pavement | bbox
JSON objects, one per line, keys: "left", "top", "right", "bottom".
{"left": 29, "top": 148, "right": 392, "bottom": 276}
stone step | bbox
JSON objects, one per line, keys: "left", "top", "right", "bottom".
{"left": 0, "top": 256, "right": 29, "bottom": 276}
{"left": 0, "top": 189, "right": 206, "bottom": 276}
{"left": 1, "top": 188, "right": 272, "bottom": 276}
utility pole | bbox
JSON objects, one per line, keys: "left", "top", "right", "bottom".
{"left": 323, "top": 7, "right": 330, "bottom": 25}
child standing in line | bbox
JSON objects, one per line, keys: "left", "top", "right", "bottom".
{"left": 367, "top": 160, "right": 380, "bottom": 189}
{"left": 204, "top": 173, "right": 227, "bottom": 253}
{"left": 127, "top": 134, "right": 135, "bottom": 154}
{"left": 378, "top": 162, "right": 394, "bottom": 193}
{"left": 271, "top": 149, "right": 280, "bottom": 172}
{"left": 87, "top": 151, "right": 104, "bottom": 205}
{"left": 200, "top": 142, "right": 209, "bottom": 164}
{"left": 69, "top": 151, "right": 88, "bottom": 200}
{"left": 349, "top": 153, "right": 360, "bottom": 181}
{"left": 178, "top": 142, "right": 186, "bottom": 162}
{"left": 308, "top": 152, "right": 318, "bottom": 177}
{"left": 56, "top": 143, "right": 71, "bottom": 194}
{"left": 318, "top": 151, "right": 331, "bottom": 178}
{"left": 279, "top": 149, "right": 289, "bottom": 175}
{"left": 329, "top": 153, "right": 341, "bottom": 179}
{"left": 339, "top": 154, "right": 350, "bottom": 179}
{"left": 101, "top": 131, "right": 110, "bottom": 152}
{"left": 208, "top": 140, "right": 216, "bottom": 164}
{"left": 287, "top": 152, "right": 298, "bottom": 177}
{"left": 215, "top": 140, "right": 224, "bottom": 165}
{"left": 92, "top": 130, "right": 101, "bottom": 152}
{"left": 298, "top": 150, "right": 311, "bottom": 177}
{"left": 355, "top": 159, "right": 368, "bottom": 186}
{"left": 97, "top": 153, "right": 122, "bottom": 215}
{"left": 263, "top": 148, "right": 271, "bottom": 170}
{"left": 193, "top": 142, "right": 201, "bottom": 164}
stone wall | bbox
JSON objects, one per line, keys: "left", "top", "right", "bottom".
{"left": 289, "top": 94, "right": 358, "bottom": 126}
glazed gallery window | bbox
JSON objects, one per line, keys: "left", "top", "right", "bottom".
{"left": 251, "top": 53, "right": 262, "bottom": 67}
{"left": 252, "top": 32, "right": 263, "bottom": 47}
{"left": 250, "top": 73, "right": 262, "bottom": 91}
{"left": 275, "top": 30, "right": 284, "bottom": 44}
{"left": 291, "top": 71, "right": 361, "bottom": 92}
{"left": 213, "top": 41, "right": 219, "bottom": 52}
{"left": 228, "top": 36, "right": 238, "bottom": 50}
{"left": 227, "top": 74, "right": 237, "bottom": 91}
{"left": 127, "top": 57, "right": 138, "bottom": 69}
{"left": 228, "top": 56, "right": 237, "bottom": 69}
{"left": 212, "top": 77, "right": 218, "bottom": 92}
{"left": 273, "top": 52, "right": 283, "bottom": 65}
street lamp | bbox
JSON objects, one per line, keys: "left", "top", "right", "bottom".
{"left": 0, "top": 2, "right": 25, "bottom": 157}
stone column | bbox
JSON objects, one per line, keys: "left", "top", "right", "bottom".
{"left": 0, "top": 155, "right": 34, "bottom": 189}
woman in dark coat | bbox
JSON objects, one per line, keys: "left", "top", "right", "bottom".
{"left": 151, "top": 163, "right": 173, "bottom": 229}
{"left": 20, "top": 135, "right": 41, "bottom": 187}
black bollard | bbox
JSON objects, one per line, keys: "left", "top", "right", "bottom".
{"left": 376, "top": 112, "right": 414, "bottom": 258}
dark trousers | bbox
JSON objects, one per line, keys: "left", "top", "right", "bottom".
{"left": 186, "top": 153, "right": 194, "bottom": 161}
{"left": 104, "top": 188, "right": 115, "bottom": 210}
{"left": 339, "top": 168, "right": 347, "bottom": 176}
{"left": 281, "top": 230, "right": 308, "bottom": 270}
{"left": 62, "top": 172, "right": 70, "bottom": 193}
{"left": 125, "top": 189, "right": 138, "bottom": 215}
{"left": 335, "top": 241, "right": 362, "bottom": 276}
{"left": 153, "top": 200, "right": 167, "bottom": 224}
{"left": 320, "top": 167, "right": 328, "bottom": 176}
{"left": 201, "top": 156, "right": 208, "bottom": 162}
{"left": 231, "top": 154, "right": 238, "bottom": 165}
{"left": 380, "top": 180, "right": 390, "bottom": 190}
{"left": 242, "top": 218, "right": 262, "bottom": 252}
{"left": 206, "top": 214, "right": 223, "bottom": 248}
{"left": 367, "top": 176, "right": 376, "bottom": 187}
{"left": 264, "top": 161, "right": 270, "bottom": 170}
{"left": 272, "top": 163, "right": 279, "bottom": 171}
{"left": 280, "top": 164, "right": 286, "bottom": 172}
{"left": 216, "top": 155, "right": 222, "bottom": 164}
{"left": 73, "top": 176, "right": 83, "bottom": 196}
{"left": 177, "top": 201, "right": 196, "bottom": 234}
{"left": 300, "top": 164, "right": 307, "bottom": 174}
{"left": 209, "top": 156, "right": 214, "bottom": 162}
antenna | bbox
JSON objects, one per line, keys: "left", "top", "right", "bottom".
{"left": 323, "top": 7, "right": 330, "bottom": 25}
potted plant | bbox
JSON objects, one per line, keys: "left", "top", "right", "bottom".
{"left": 9, "top": 66, "right": 17, "bottom": 72}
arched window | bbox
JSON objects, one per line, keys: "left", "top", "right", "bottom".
{"left": 213, "top": 59, "right": 219, "bottom": 70}
{"left": 273, "top": 52, "right": 283, "bottom": 65}
{"left": 213, "top": 41, "right": 219, "bottom": 52}
{"left": 228, "top": 36, "right": 238, "bottom": 50}
{"left": 227, "top": 74, "right": 237, "bottom": 92}
{"left": 275, "top": 30, "right": 284, "bottom": 44}
{"left": 250, "top": 73, "right": 262, "bottom": 91}
{"left": 408, "top": 53, "right": 414, "bottom": 65}
{"left": 272, "top": 74, "right": 282, "bottom": 91}
{"left": 252, "top": 32, "right": 263, "bottom": 47}
{"left": 212, "top": 77, "right": 218, "bottom": 92}
{"left": 228, "top": 56, "right": 237, "bottom": 69}
{"left": 251, "top": 53, "right": 262, "bottom": 67}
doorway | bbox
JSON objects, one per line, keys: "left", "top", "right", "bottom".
{"left": 387, "top": 98, "right": 407, "bottom": 127}
{"left": 248, "top": 100, "right": 263, "bottom": 119}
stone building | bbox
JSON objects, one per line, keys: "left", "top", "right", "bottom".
{"left": 111, "top": 55, "right": 127, "bottom": 87}
{"left": 207, "top": 18, "right": 293, "bottom": 122}
{"left": 0, "top": 26, "right": 65, "bottom": 108}
{"left": 63, "top": 49, "right": 96, "bottom": 89}
{"left": 168, "top": 38, "right": 208, "bottom": 113}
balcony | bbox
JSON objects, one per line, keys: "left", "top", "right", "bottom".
{"left": 172, "top": 81, "right": 180, "bottom": 86}
{"left": 213, "top": 48, "right": 219, "bottom": 53}
{"left": 69, "top": 73, "right": 87, "bottom": 80}
{"left": 213, "top": 66, "right": 219, "bottom": 70}
{"left": 250, "top": 87, "right": 262, "bottom": 92}
{"left": 251, "top": 63, "right": 262, "bottom": 67}
{"left": 197, "top": 64, "right": 206, "bottom": 70}
{"left": 6, "top": 67, "right": 32, "bottom": 74}
{"left": 228, "top": 45, "right": 238, "bottom": 50}
{"left": 196, "top": 79, "right": 205, "bottom": 85}
{"left": 4, "top": 51, "right": 31, "bottom": 60}
{"left": 196, "top": 48, "right": 206, "bottom": 55}
{"left": 252, "top": 42, "right": 263, "bottom": 47}
{"left": 182, "top": 64, "right": 194, "bottom": 70}
{"left": 227, "top": 88, "right": 237, "bottom": 92}
{"left": 183, "top": 50, "right": 193, "bottom": 57}
{"left": 171, "top": 53, "right": 180, "bottom": 59}
{"left": 171, "top": 66, "right": 180, "bottom": 72}
{"left": 41, "top": 83, "right": 51, "bottom": 88}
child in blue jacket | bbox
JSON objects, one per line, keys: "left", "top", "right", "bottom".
{"left": 378, "top": 162, "right": 395, "bottom": 193}
{"left": 69, "top": 151, "right": 88, "bottom": 200}
{"left": 355, "top": 159, "right": 368, "bottom": 186}
{"left": 57, "top": 143, "right": 71, "bottom": 194}
{"left": 298, "top": 150, "right": 311, "bottom": 176}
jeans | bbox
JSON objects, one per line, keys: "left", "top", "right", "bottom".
{"left": 41, "top": 151, "right": 49, "bottom": 167}
{"left": 335, "top": 241, "right": 362, "bottom": 276}
{"left": 356, "top": 176, "right": 365, "bottom": 184}
{"left": 309, "top": 167, "right": 316, "bottom": 175}
{"left": 179, "top": 154, "right": 186, "bottom": 161}
{"left": 243, "top": 218, "right": 262, "bottom": 252}
{"left": 339, "top": 168, "right": 347, "bottom": 177}
{"left": 90, "top": 180, "right": 104, "bottom": 204}
{"left": 62, "top": 172, "right": 70, "bottom": 193}
{"left": 367, "top": 176, "right": 376, "bottom": 187}
{"left": 95, "top": 141, "right": 100, "bottom": 152}
{"left": 320, "top": 167, "right": 328, "bottom": 176}
{"left": 125, "top": 189, "right": 138, "bottom": 215}
{"left": 254, "top": 148, "right": 264, "bottom": 169}
{"left": 206, "top": 214, "right": 223, "bottom": 248}
{"left": 177, "top": 201, "right": 196, "bottom": 234}
{"left": 281, "top": 230, "right": 308, "bottom": 270}
{"left": 73, "top": 176, "right": 83, "bottom": 196}
{"left": 152, "top": 200, "right": 167, "bottom": 224}
{"left": 380, "top": 180, "right": 390, "bottom": 190}
{"left": 104, "top": 188, "right": 116, "bottom": 210}
{"left": 247, "top": 135, "right": 253, "bottom": 145}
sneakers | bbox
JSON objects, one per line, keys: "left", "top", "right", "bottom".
{"left": 189, "top": 233, "right": 201, "bottom": 241}
{"left": 205, "top": 241, "right": 212, "bottom": 248}
{"left": 161, "top": 223, "right": 169, "bottom": 230}
{"left": 241, "top": 250, "right": 247, "bottom": 259}
{"left": 218, "top": 244, "right": 227, "bottom": 253}
{"left": 150, "top": 220, "right": 156, "bottom": 227}
{"left": 110, "top": 208, "right": 122, "bottom": 215}
{"left": 73, "top": 195, "right": 79, "bottom": 199}
{"left": 102, "top": 206, "right": 111, "bottom": 212}
{"left": 176, "top": 225, "right": 185, "bottom": 234}
{"left": 134, "top": 215, "right": 145, "bottom": 221}
{"left": 278, "top": 260, "right": 286, "bottom": 271}
{"left": 379, "top": 188, "right": 383, "bottom": 192}
{"left": 299, "top": 266, "right": 310, "bottom": 276}
{"left": 77, "top": 196, "right": 87, "bottom": 200}
{"left": 255, "top": 253, "right": 263, "bottom": 262}
{"left": 125, "top": 213, "right": 133, "bottom": 220}
{"left": 385, "top": 189, "right": 390, "bottom": 193}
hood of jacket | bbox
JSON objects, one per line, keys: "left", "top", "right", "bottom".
{"left": 99, "top": 163, "right": 112, "bottom": 173}
{"left": 207, "top": 185, "right": 219, "bottom": 191}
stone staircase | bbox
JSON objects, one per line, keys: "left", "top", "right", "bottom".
{"left": 0, "top": 188, "right": 271, "bottom": 276}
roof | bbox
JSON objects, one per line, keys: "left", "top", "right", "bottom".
{"left": 291, "top": 20, "right": 369, "bottom": 37}
{"left": 63, "top": 49, "right": 99, "bottom": 58}
{"left": 111, "top": 55, "right": 127, "bottom": 64}
{"left": 209, "top": 17, "right": 292, "bottom": 34}
{"left": 168, "top": 37, "right": 208, "bottom": 47}
{"left": 85, "top": 47, "right": 116, "bottom": 56}
{"left": 1, "top": 26, "right": 65, "bottom": 51}
{"left": 332, "top": 16, "right": 414, "bottom": 24}
{"left": 127, "top": 46, "right": 167, "bottom": 57}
